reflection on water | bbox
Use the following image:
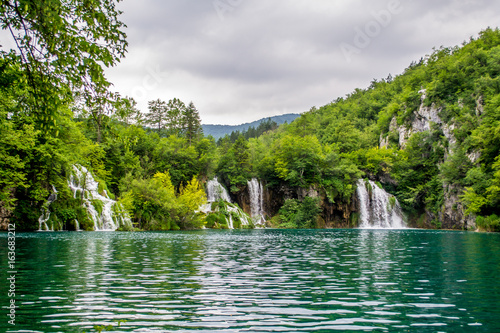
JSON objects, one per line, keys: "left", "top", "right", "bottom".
{"left": 1, "top": 229, "right": 500, "bottom": 332}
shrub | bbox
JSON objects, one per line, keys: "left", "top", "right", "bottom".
{"left": 476, "top": 214, "right": 500, "bottom": 232}
{"left": 276, "top": 197, "right": 321, "bottom": 229}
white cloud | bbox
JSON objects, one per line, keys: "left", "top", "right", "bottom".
{"left": 103, "top": 0, "right": 500, "bottom": 124}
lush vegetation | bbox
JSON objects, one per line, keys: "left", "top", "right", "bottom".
{"left": 1, "top": 1, "right": 499, "bottom": 231}
{"left": 271, "top": 197, "right": 322, "bottom": 229}
{"left": 243, "top": 28, "right": 500, "bottom": 230}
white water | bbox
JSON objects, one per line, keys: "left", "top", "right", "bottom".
{"left": 69, "top": 165, "right": 132, "bottom": 231}
{"left": 247, "top": 178, "right": 265, "bottom": 224}
{"left": 38, "top": 185, "right": 58, "bottom": 231}
{"left": 206, "top": 177, "right": 232, "bottom": 203}
{"left": 225, "top": 203, "right": 254, "bottom": 228}
{"left": 202, "top": 177, "right": 254, "bottom": 228}
{"left": 75, "top": 219, "right": 81, "bottom": 231}
{"left": 357, "top": 179, "right": 405, "bottom": 229}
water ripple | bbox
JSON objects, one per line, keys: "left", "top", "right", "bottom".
{"left": 2, "top": 229, "right": 500, "bottom": 332}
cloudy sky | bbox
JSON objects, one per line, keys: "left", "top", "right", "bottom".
{"left": 106, "top": 1, "right": 498, "bottom": 124}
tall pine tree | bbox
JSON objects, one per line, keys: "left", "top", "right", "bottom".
{"left": 183, "top": 102, "right": 203, "bottom": 144}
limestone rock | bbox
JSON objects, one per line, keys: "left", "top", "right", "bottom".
{"left": 440, "top": 184, "right": 476, "bottom": 230}
{"left": 0, "top": 205, "right": 11, "bottom": 231}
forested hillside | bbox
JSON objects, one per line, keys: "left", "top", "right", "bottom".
{"left": 244, "top": 28, "right": 500, "bottom": 231}
{"left": 1, "top": 6, "right": 499, "bottom": 232}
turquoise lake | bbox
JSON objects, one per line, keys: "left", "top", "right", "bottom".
{"left": 1, "top": 229, "right": 500, "bottom": 332}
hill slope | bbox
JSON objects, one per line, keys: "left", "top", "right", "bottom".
{"left": 236, "top": 28, "right": 500, "bottom": 231}
{"left": 202, "top": 113, "right": 300, "bottom": 139}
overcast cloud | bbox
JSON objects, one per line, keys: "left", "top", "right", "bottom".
{"left": 102, "top": 0, "right": 500, "bottom": 124}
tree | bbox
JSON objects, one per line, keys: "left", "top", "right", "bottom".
{"left": 177, "top": 177, "right": 207, "bottom": 229}
{"left": 276, "top": 197, "right": 321, "bottom": 229}
{"left": 165, "top": 98, "right": 186, "bottom": 136}
{"left": 0, "top": 0, "right": 128, "bottom": 228}
{"left": 122, "top": 172, "right": 178, "bottom": 230}
{"left": 233, "top": 135, "right": 251, "bottom": 172}
{"left": 86, "top": 94, "right": 112, "bottom": 143}
{"left": 0, "top": 118, "right": 38, "bottom": 209}
{"left": 121, "top": 172, "right": 206, "bottom": 230}
{"left": 255, "top": 118, "right": 278, "bottom": 136}
{"left": 183, "top": 101, "right": 203, "bottom": 144}
{"left": 153, "top": 135, "right": 198, "bottom": 187}
{"left": 196, "top": 137, "right": 218, "bottom": 179}
{"left": 392, "top": 130, "right": 444, "bottom": 214}
{"left": 273, "top": 134, "right": 324, "bottom": 187}
{"left": 0, "top": 0, "right": 128, "bottom": 129}
{"left": 146, "top": 99, "right": 167, "bottom": 132}
{"left": 217, "top": 135, "right": 251, "bottom": 192}
{"left": 114, "top": 96, "right": 142, "bottom": 125}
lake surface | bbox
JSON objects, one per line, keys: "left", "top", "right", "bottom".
{"left": 1, "top": 229, "right": 500, "bottom": 332}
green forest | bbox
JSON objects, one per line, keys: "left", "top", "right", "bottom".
{"left": 1, "top": 1, "right": 499, "bottom": 232}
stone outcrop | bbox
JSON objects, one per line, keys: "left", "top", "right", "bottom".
{"left": 319, "top": 193, "right": 357, "bottom": 228}
{"left": 0, "top": 205, "right": 10, "bottom": 231}
{"left": 440, "top": 184, "right": 476, "bottom": 230}
{"left": 380, "top": 117, "right": 398, "bottom": 149}
{"left": 442, "top": 123, "right": 457, "bottom": 158}
{"left": 235, "top": 189, "right": 251, "bottom": 217}
{"left": 398, "top": 90, "right": 443, "bottom": 148}
{"left": 378, "top": 89, "right": 479, "bottom": 230}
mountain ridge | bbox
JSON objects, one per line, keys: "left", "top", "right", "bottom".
{"left": 202, "top": 113, "right": 301, "bottom": 139}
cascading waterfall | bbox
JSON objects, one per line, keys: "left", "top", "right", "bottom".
{"left": 201, "top": 177, "right": 253, "bottom": 228}
{"left": 247, "top": 178, "right": 265, "bottom": 224}
{"left": 357, "top": 179, "right": 405, "bottom": 229}
{"left": 199, "top": 177, "right": 231, "bottom": 214}
{"left": 38, "top": 185, "right": 58, "bottom": 231}
{"left": 69, "top": 165, "right": 132, "bottom": 231}
{"left": 206, "top": 177, "right": 232, "bottom": 203}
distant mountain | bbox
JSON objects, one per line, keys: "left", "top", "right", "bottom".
{"left": 202, "top": 113, "right": 301, "bottom": 139}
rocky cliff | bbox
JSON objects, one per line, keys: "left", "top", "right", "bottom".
{"left": 0, "top": 205, "right": 10, "bottom": 230}
{"left": 380, "top": 89, "right": 478, "bottom": 230}
{"left": 233, "top": 181, "right": 358, "bottom": 228}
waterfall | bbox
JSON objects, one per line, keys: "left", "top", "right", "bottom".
{"left": 38, "top": 185, "right": 58, "bottom": 231}
{"left": 201, "top": 177, "right": 255, "bottom": 229}
{"left": 356, "top": 179, "right": 405, "bottom": 229}
{"left": 69, "top": 165, "right": 132, "bottom": 231}
{"left": 357, "top": 180, "right": 370, "bottom": 228}
{"left": 206, "top": 177, "right": 231, "bottom": 203}
{"left": 247, "top": 178, "right": 265, "bottom": 224}
{"left": 223, "top": 203, "right": 254, "bottom": 229}
{"left": 75, "top": 219, "right": 81, "bottom": 231}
